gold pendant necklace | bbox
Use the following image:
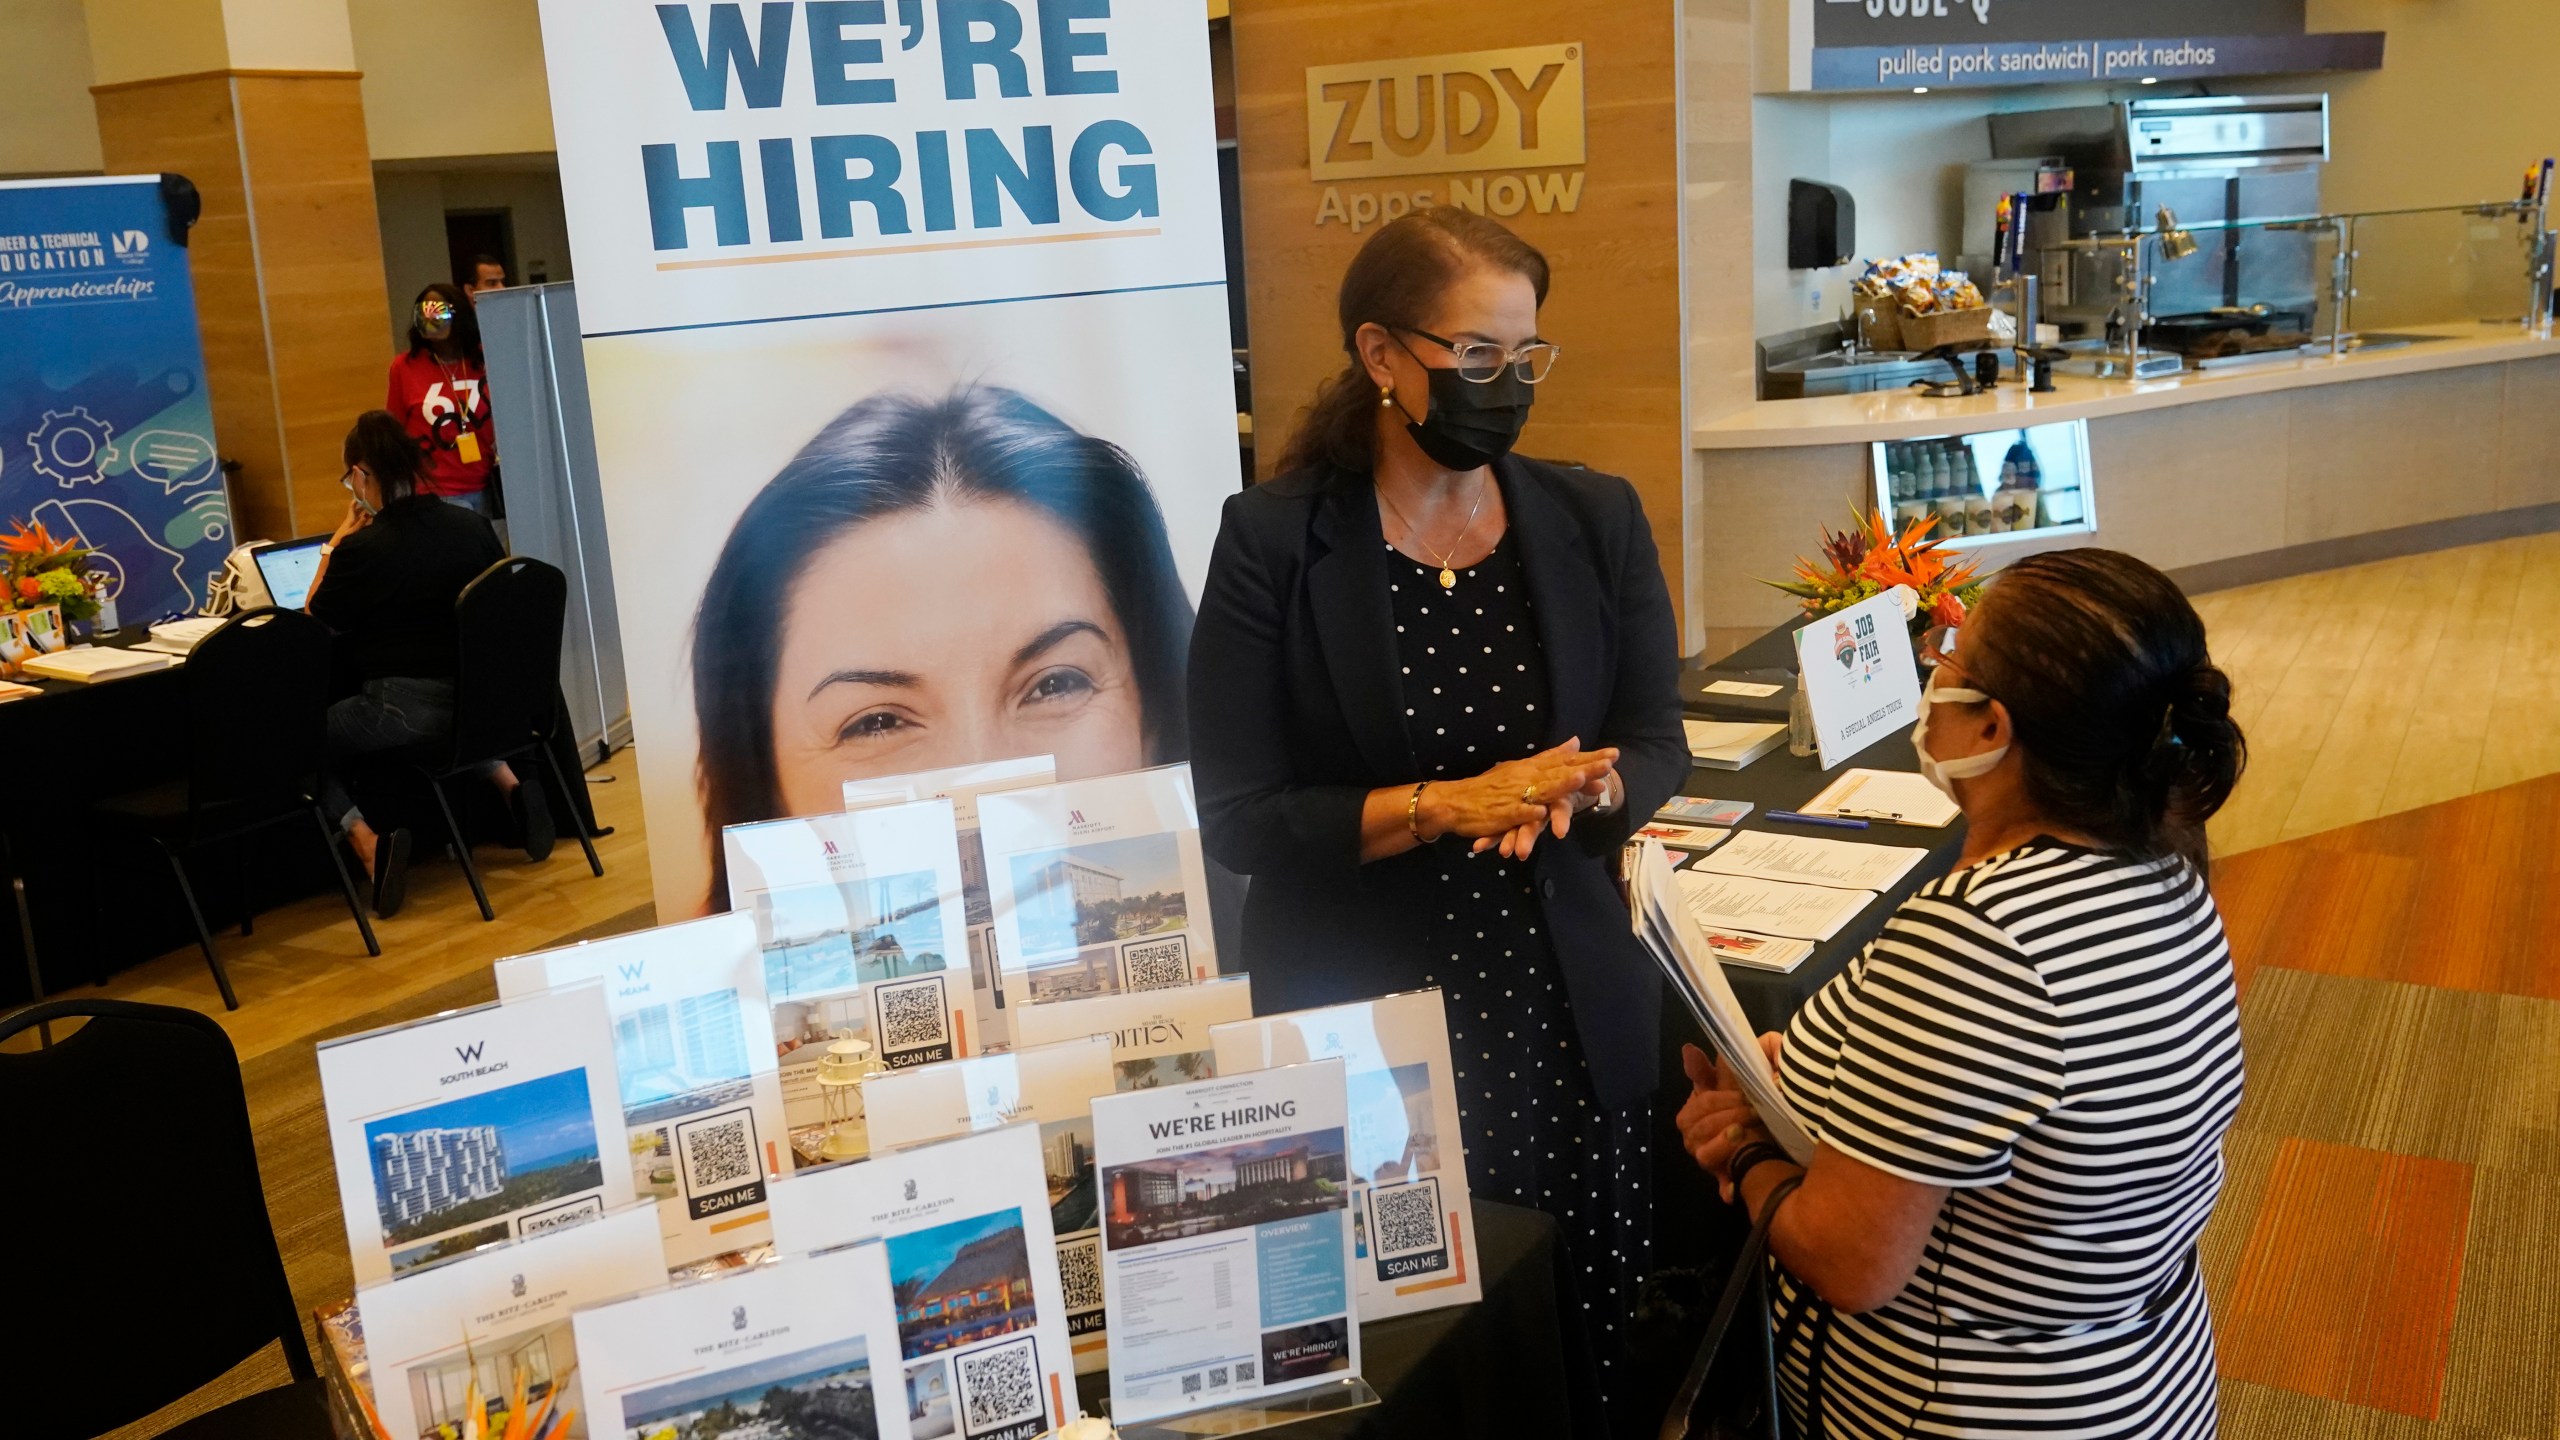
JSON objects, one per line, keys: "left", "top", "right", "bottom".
{"left": 1380, "top": 477, "right": 1488, "bottom": 590}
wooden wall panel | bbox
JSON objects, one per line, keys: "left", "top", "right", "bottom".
{"left": 233, "top": 75, "right": 392, "bottom": 538}
{"left": 91, "top": 75, "right": 294, "bottom": 543}
{"left": 1230, "top": 0, "right": 1689, "bottom": 631}
{"left": 91, "top": 72, "right": 390, "bottom": 544}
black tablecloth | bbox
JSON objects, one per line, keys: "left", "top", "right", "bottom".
{"left": 1075, "top": 1197, "right": 1603, "bottom": 1439}
{"left": 0, "top": 629, "right": 606, "bottom": 1005}
{"left": 1672, "top": 620, "right": 1968, "bottom": 1031}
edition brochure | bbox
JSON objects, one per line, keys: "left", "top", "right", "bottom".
{"left": 978, "top": 766, "right": 1219, "bottom": 1008}
{"left": 492, "top": 912, "right": 789, "bottom": 1267}
{"left": 845, "top": 755, "right": 1059, "bottom": 1054}
{"left": 766, "top": 1126, "right": 1076, "bottom": 1439}
{"left": 1211, "top": 989, "right": 1484, "bottom": 1320}
{"left": 861, "top": 1036, "right": 1118, "bottom": 1375}
{"left": 723, "top": 798, "right": 975, "bottom": 1156}
{"left": 354, "top": 1201, "right": 666, "bottom": 1440}
{"left": 1010, "top": 973, "right": 1253, "bottom": 1097}
{"left": 1090, "top": 1059, "right": 1359, "bottom": 1425}
{"left": 318, "top": 987, "right": 635, "bottom": 1286}
{"left": 572, "top": 1240, "right": 917, "bottom": 1440}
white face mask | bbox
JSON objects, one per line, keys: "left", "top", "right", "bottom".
{"left": 1913, "top": 672, "right": 2008, "bottom": 800}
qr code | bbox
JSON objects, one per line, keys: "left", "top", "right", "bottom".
{"left": 1180, "top": 1371, "right": 1202, "bottom": 1396}
{"left": 1369, "top": 1177, "right": 1446, "bottom": 1260}
{"left": 1236, "top": 1359, "right": 1257, "bottom": 1383}
{"left": 957, "top": 1335, "right": 1044, "bottom": 1431}
{"left": 1057, "top": 1234, "right": 1103, "bottom": 1313}
{"left": 875, "top": 976, "right": 951, "bottom": 1054}
{"left": 676, "top": 1112, "right": 756, "bottom": 1193}
{"left": 1118, "top": 934, "right": 1191, "bottom": 991}
{"left": 1207, "top": 1365, "right": 1230, "bottom": 1389}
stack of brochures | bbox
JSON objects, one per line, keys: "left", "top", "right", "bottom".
{"left": 1629, "top": 841, "right": 1816, "bottom": 1163}
{"left": 1684, "top": 718, "right": 1789, "bottom": 770}
{"left": 19, "top": 645, "right": 172, "bottom": 683}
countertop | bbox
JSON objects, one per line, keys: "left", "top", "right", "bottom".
{"left": 1695, "top": 321, "right": 2560, "bottom": 451}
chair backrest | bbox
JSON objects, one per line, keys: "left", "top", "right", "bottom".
{"left": 184, "top": 605, "right": 333, "bottom": 815}
{"left": 447, "top": 555, "right": 568, "bottom": 768}
{"left": 0, "top": 1000, "right": 314, "bottom": 1438}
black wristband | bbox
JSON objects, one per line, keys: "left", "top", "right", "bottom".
{"left": 1726, "top": 1141, "right": 1793, "bottom": 1202}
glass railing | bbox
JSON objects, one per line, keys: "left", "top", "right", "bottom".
{"left": 2037, "top": 198, "right": 2554, "bottom": 368}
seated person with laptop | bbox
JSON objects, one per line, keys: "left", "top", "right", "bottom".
{"left": 305, "top": 410, "right": 551, "bottom": 916}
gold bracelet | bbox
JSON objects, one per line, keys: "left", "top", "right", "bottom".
{"left": 1407, "top": 781, "right": 1431, "bottom": 843}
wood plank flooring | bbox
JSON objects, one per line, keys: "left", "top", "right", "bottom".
{"left": 2198, "top": 531, "right": 2560, "bottom": 856}
{"left": 2, "top": 747, "right": 657, "bottom": 1064}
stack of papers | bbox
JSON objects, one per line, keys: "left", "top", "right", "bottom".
{"left": 133, "top": 615, "right": 226, "bottom": 656}
{"left": 1687, "top": 830, "right": 1928, "bottom": 892}
{"left": 1629, "top": 841, "right": 1816, "bottom": 1163}
{"left": 0, "top": 680, "right": 39, "bottom": 703}
{"left": 1684, "top": 719, "right": 1789, "bottom": 770}
{"left": 1800, "top": 767, "right": 1963, "bottom": 827}
{"left": 18, "top": 647, "right": 174, "bottom": 683}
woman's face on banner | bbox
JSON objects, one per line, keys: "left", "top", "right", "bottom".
{"left": 767, "top": 496, "right": 1148, "bottom": 812}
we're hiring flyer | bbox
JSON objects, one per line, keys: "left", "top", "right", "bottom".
{"left": 1091, "top": 1059, "right": 1358, "bottom": 1424}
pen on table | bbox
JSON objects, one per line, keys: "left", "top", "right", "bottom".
{"left": 1766, "top": 810, "right": 1869, "bottom": 830}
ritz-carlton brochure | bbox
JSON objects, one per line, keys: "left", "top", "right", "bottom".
{"left": 766, "top": 1125, "right": 1078, "bottom": 1439}
{"left": 319, "top": 985, "right": 635, "bottom": 1286}
{"left": 573, "top": 1240, "right": 921, "bottom": 1440}
{"left": 723, "top": 798, "right": 975, "bottom": 1151}
{"left": 493, "top": 912, "right": 789, "bottom": 1267}
{"left": 861, "top": 1036, "right": 1119, "bottom": 1375}
{"left": 845, "top": 755, "right": 1057, "bottom": 1054}
{"left": 977, "top": 764, "right": 1219, "bottom": 1006}
{"left": 355, "top": 1200, "right": 666, "bottom": 1440}
{"left": 1091, "top": 1058, "right": 1358, "bottom": 1425}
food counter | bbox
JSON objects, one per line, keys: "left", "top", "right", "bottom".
{"left": 1685, "top": 322, "right": 2560, "bottom": 639}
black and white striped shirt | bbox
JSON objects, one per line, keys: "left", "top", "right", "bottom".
{"left": 1772, "top": 839, "right": 2244, "bottom": 1439}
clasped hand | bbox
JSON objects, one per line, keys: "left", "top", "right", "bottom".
{"left": 1677, "top": 1035, "right": 1784, "bottom": 1204}
{"left": 1418, "top": 737, "right": 1618, "bottom": 860}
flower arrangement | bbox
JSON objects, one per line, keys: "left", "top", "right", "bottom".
{"left": 1, "top": 519, "right": 103, "bottom": 622}
{"left": 1764, "top": 507, "right": 1984, "bottom": 636}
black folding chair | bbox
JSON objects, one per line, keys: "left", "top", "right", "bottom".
{"left": 412, "top": 556, "right": 603, "bottom": 920}
{"left": 91, "top": 608, "right": 379, "bottom": 1010}
{"left": 1, "top": 999, "right": 332, "bottom": 1439}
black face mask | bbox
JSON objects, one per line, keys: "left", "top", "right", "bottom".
{"left": 1397, "top": 348, "right": 1534, "bottom": 472}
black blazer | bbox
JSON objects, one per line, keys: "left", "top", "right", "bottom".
{"left": 1187, "top": 454, "right": 1688, "bottom": 1109}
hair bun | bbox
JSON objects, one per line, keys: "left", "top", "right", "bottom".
{"left": 2160, "top": 662, "right": 2245, "bottom": 830}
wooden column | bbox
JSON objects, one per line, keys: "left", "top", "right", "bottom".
{"left": 1231, "top": 0, "right": 1690, "bottom": 635}
{"left": 91, "top": 69, "right": 388, "bottom": 543}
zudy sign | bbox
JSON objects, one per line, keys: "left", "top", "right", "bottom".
{"left": 1303, "top": 43, "right": 1586, "bottom": 231}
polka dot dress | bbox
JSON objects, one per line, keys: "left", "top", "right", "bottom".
{"left": 1388, "top": 534, "right": 1653, "bottom": 1408}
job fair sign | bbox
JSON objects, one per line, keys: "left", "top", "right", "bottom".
{"left": 537, "top": 1, "right": 1236, "bottom": 917}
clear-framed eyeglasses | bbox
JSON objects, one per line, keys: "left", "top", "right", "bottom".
{"left": 1400, "top": 326, "right": 1563, "bottom": 384}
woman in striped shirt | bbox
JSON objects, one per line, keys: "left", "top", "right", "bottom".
{"left": 1681, "top": 548, "right": 2249, "bottom": 1438}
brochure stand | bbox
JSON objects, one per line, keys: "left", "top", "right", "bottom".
{"left": 1104, "top": 1375, "right": 1383, "bottom": 1439}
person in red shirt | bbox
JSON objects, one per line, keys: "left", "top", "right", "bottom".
{"left": 386, "top": 282, "right": 498, "bottom": 514}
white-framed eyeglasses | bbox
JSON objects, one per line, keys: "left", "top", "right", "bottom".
{"left": 1400, "top": 326, "right": 1563, "bottom": 384}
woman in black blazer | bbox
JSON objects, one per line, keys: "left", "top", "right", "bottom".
{"left": 1188, "top": 209, "right": 1686, "bottom": 1416}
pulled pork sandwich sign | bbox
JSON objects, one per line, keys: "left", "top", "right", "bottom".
{"left": 1780, "top": 0, "right": 2381, "bottom": 91}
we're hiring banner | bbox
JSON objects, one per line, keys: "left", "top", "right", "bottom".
{"left": 0, "top": 177, "right": 231, "bottom": 625}
{"left": 536, "top": 0, "right": 1235, "bottom": 917}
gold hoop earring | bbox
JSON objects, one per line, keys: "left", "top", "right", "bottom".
{"left": 1378, "top": 383, "right": 1395, "bottom": 409}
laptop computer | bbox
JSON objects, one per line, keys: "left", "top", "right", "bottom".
{"left": 252, "top": 535, "right": 330, "bottom": 611}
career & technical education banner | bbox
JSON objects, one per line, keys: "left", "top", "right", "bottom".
{"left": 0, "top": 176, "right": 232, "bottom": 626}
{"left": 534, "top": 0, "right": 1236, "bottom": 919}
